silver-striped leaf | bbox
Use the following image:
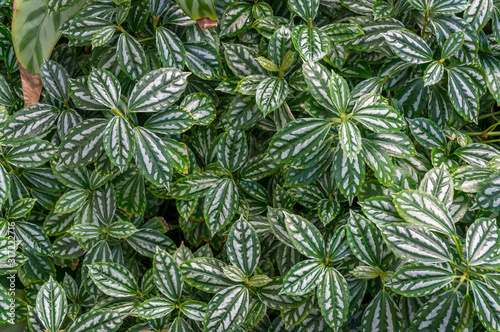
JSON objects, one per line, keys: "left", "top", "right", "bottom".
{"left": 204, "top": 285, "right": 249, "bottom": 332}
{"left": 382, "top": 223, "right": 453, "bottom": 262}
{"left": 88, "top": 262, "right": 139, "bottom": 297}
{"left": 281, "top": 259, "right": 325, "bottom": 296}
{"left": 383, "top": 29, "right": 433, "bottom": 64}
{"left": 203, "top": 178, "right": 239, "bottom": 233}
{"left": 393, "top": 190, "right": 455, "bottom": 235}
{"left": 128, "top": 68, "right": 189, "bottom": 113}
{"left": 466, "top": 217, "right": 499, "bottom": 266}
{"left": 389, "top": 262, "right": 455, "bottom": 297}
{"left": 103, "top": 116, "right": 135, "bottom": 169}
{"left": 133, "top": 127, "right": 172, "bottom": 186}
{"left": 35, "top": 277, "right": 67, "bottom": 332}
{"left": 283, "top": 211, "right": 325, "bottom": 260}
{"left": 317, "top": 267, "right": 349, "bottom": 329}
{"left": 361, "top": 289, "right": 404, "bottom": 332}
{"left": 154, "top": 249, "right": 183, "bottom": 301}
{"left": 410, "top": 289, "right": 461, "bottom": 331}
{"left": 226, "top": 218, "right": 261, "bottom": 276}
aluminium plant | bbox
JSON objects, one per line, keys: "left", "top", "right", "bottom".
{"left": 0, "top": 0, "right": 500, "bottom": 331}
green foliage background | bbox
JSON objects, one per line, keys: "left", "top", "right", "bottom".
{"left": 1, "top": 0, "right": 500, "bottom": 331}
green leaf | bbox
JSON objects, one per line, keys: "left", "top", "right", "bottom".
{"left": 184, "top": 42, "right": 220, "bottom": 80}
{"left": 268, "top": 118, "right": 331, "bottom": 164}
{"left": 217, "top": 129, "right": 248, "bottom": 172}
{"left": 340, "top": 121, "right": 362, "bottom": 161}
{"left": 36, "top": 277, "right": 67, "bottom": 332}
{"left": 292, "top": 26, "right": 330, "bottom": 63}
{"left": 133, "top": 127, "right": 172, "bottom": 186}
{"left": 419, "top": 166, "right": 454, "bottom": 208}
{"left": 144, "top": 106, "right": 195, "bottom": 135}
{"left": 54, "top": 189, "right": 88, "bottom": 213}
{"left": 389, "top": 263, "right": 455, "bottom": 297}
{"left": 317, "top": 267, "right": 349, "bottom": 329}
{"left": 69, "top": 224, "right": 103, "bottom": 239}
{"left": 117, "top": 33, "right": 146, "bottom": 80}
{"left": 284, "top": 211, "right": 325, "bottom": 260}
{"left": 226, "top": 219, "right": 261, "bottom": 276}
{"left": 466, "top": 217, "right": 499, "bottom": 266}
{"left": 107, "top": 221, "right": 138, "bottom": 239}
{"left": 383, "top": 29, "right": 433, "bottom": 64}
{"left": 423, "top": 61, "right": 444, "bottom": 86}
{"left": 0, "top": 165, "right": 10, "bottom": 206}
{"left": 126, "top": 229, "right": 176, "bottom": 258}
{"left": 91, "top": 26, "right": 115, "bottom": 48}
{"left": 156, "top": 27, "right": 186, "bottom": 70}
{"left": 40, "top": 60, "right": 69, "bottom": 102}
{"left": 115, "top": 166, "right": 147, "bottom": 216}
{"left": 464, "top": 0, "right": 493, "bottom": 31}
{"left": 360, "top": 196, "right": 404, "bottom": 227}
{"left": 321, "top": 23, "right": 364, "bottom": 42}
{"left": 302, "top": 62, "right": 338, "bottom": 115}
{"left": 219, "top": 3, "right": 253, "bottom": 38}
{"left": 8, "top": 199, "right": 37, "bottom": 220}
{"left": 88, "top": 262, "right": 139, "bottom": 297}
{"left": 12, "top": 0, "right": 85, "bottom": 73}
{"left": 447, "top": 67, "right": 480, "bottom": 123}
{"left": 408, "top": 118, "right": 447, "bottom": 151}
{"left": 471, "top": 280, "right": 500, "bottom": 332}
{"left": 256, "top": 57, "right": 279, "bottom": 71}
{"left": 368, "top": 132, "right": 416, "bottom": 158}
{"left": 382, "top": 223, "right": 453, "bottom": 262}
{"left": 67, "top": 310, "right": 124, "bottom": 332}
{"left": 154, "top": 249, "right": 183, "bottom": 301}
{"left": 256, "top": 77, "right": 288, "bottom": 117}
{"left": 88, "top": 68, "right": 121, "bottom": 109}
{"left": 333, "top": 146, "right": 365, "bottom": 200}
{"left": 361, "top": 289, "right": 404, "bottom": 332}
{"left": 204, "top": 178, "right": 238, "bottom": 233}
{"left": 3, "top": 104, "right": 59, "bottom": 142}
{"left": 457, "top": 294, "right": 475, "bottom": 332}
{"left": 103, "top": 116, "right": 135, "bottom": 169}
{"left": 479, "top": 53, "right": 500, "bottom": 105}
{"left": 288, "top": 0, "right": 320, "bottom": 20}
{"left": 352, "top": 103, "right": 404, "bottom": 134}
{"left": 128, "top": 68, "right": 189, "bottom": 113}
{"left": 224, "top": 43, "right": 267, "bottom": 78}
{"left": 58, "top": 118, "right": 107, "bottom": 168}
{"left": 347, "top": 212, "right": 385, "bottom": 266}
{"left": 174, "top": 0, "right": 217, "bottom": 20}
{"left": 318, "top": 199, "right": 340, "bottom": 225}
{"left": 281, "top": 260, "right": 325, "bottom": 295}
{"left": 441, "top": 30, "right": 465, "bottom": 59}
{"left": 204, "top": 286, "right": 249, "bottom": 332}
{"left": 257, "top": 277, "right": 309, "bottom": 310}
{"left": 171, "top": 173, "right": 221, "bottom": 200}
{"left": 454, "top": 143, "right": 500, "bottom": 167}
{"left": 393, "top": 190, "right": 455, "bottom": 235}
{"left": 361, "top": 139, "right": 394, "bottom": 186}
{"left": 410, "top": 290, "right": 461, "bottom": 331}
{"left": 476, "top": 173, "right": 500, "bottom": 211}
{"left": 180, "top": 300, "right": 207, "bottom": 321}
{"left": 5, "top": 139, "right": 57, "bottom": 168}
{"left": 453, "top": 165, "right": 493, "bottom": 193}
{"left": 181, "top": 257, "right": 237, "bottom": 293}
{"left": 180, "top": 92, "right": 216, "bottom": 125}
{"left": 135, "top": 297, "right": 175, "bottom": 319}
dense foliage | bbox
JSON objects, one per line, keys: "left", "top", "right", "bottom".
{"left": 1, "top": 0, "right": 500, "bottom": 331}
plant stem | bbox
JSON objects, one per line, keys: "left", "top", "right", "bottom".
{"left": 468, "top": 131, "right": 500, "bottom": 137}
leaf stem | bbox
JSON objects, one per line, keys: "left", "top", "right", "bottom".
{"left": 137, "top": 36, "right": 155, "bottom": 43}
{"left": 468, "top": 131, "right": 500, "bottom": 137}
